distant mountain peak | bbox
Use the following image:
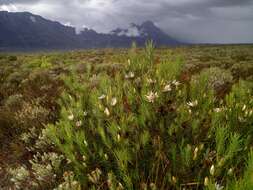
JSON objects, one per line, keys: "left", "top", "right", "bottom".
{"left": 0, "top": 12, "right": 183, "bottom": 51}
{"left": 141, "top": 20, "right": 156, "bottom": 27}
{"left": 110, "top": 21, "right": 159, "bottom": 38}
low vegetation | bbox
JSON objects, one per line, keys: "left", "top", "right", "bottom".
{"left": 0, "top": 43, "right": 252, "bottom": 189}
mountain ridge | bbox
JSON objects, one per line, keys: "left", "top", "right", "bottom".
{"left": 0, "top": 11, "right": 183, "bottom": 51}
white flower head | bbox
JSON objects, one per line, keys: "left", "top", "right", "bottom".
{"left": 187, "top": 100, "right": 198, "bottom": 107}
{"left": 125, "top": 72, "right": 135, "bottom": 79}
{"left": 84, "top": 111, "right": 88, "bottom": 117}
{"left": 111, "top": 97, "right": 117, "bottom": 106}
{"left": 83, "top": 140, "right": 88, "bottom": 147}
{"left": 193, "top": 147, "right": 199, "bottom": 160}
{"left": 104, "top": 154, "right": 108, "bottom": 160}
{"left": 210, "top": 165, "right": 215, "bottom": 176}
{"left": 147, "top": 78, "right": 156, "bottom": 84}
{"left": 163, "top": 84, "right": 172, "bottom": 92}
{"left": 242, "top": 105, "right": 246, "bottom": 111}
{"left": 172, "top": 176, "right": 177, "bottom": 184}
{"left": 104, "top": 107, "right": 110, "bottom": 116}
{"left": 172, "top": 80, "right": 181, "bottom": 87}
{"left": 145, "top": 91, "right": 159, "bottom": 103}
{"left": 204, "top": 177, "right": 209, "bottom": 186}
{"left": 214, "top": 108, "right": 222, "bottom": 113}
{"left": 129, "top": 72, "right": 135, "bottom": 78}
{"left": 227, "top": 168, "right": 233, "bottom": 176}
{"left": 98, "top": 94, "right": 106, "bottom": 100}
{"left": 68, "top": 113, "right": 74, "bottom": 121}
{"left": 215, "top": 182, "right": 224, "bottom": 190}
{"left": 117, "top": 134, "right": 121, "bottom": 141}
{"left": 76, "top": 120, "right": 82, "bottom": 127}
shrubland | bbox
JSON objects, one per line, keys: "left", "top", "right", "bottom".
{"left": 0, "top": 43, "right": 252, "bottom": 189}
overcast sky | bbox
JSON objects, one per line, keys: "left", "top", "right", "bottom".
{"left": 0, "top": 0, "right": 253, "bottom": 43}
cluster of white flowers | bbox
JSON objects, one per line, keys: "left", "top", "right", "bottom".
{"left": 145, "top": 79, "right": 181, "bottom": 103}
{"left": 98, "top": 94, "right": 118, "bottom": 116}
{"left": 145, "top": 91, "right": 159, "bottom": 103}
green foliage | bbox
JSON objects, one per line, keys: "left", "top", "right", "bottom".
{"left": 1, "top": 45, "right": 253, "bottom": 189}
{"left": 44, "top": 43, "right": 253, "bottom": 189}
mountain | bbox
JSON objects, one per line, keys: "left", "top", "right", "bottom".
{"left": 0, "top": 11, "right": 183, "bottom": 51}
{"left": 110, "top": 21, "right": 180, "bottom": 46}
{"left": 0, "top": 11, "right": 79, "bottom": 50}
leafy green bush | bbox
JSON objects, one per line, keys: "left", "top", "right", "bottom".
{"left": 42, "top": 43, "right": 253, "bottom": 189}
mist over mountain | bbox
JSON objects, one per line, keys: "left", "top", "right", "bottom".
{"left": 0, "top": 11, "right": 182, "bottom": 51}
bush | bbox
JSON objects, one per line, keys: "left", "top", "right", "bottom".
{"left": 3, "top": 44, "right": 253, "bottom": 190}
{"left": 191, "top": 67, "right": 233, "bottom": 98}
{"left": 44, "top": 43, "right": 253, "bottom": 189}
{"left": 8, "top": 55, "right": 17, "bottom": 61}
{"left": 4, "top": 94, "right": 24, "bottom": 111}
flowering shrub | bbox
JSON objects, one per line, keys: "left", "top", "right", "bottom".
{"left": 1, "top": 45, "right": 252, "bottom": 190}
{"left": 42, "top": 42, "right": 253, "bottom": 189}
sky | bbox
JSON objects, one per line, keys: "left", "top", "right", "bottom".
{"left": 0, "top": 0, "right": 253, "bottom": 43}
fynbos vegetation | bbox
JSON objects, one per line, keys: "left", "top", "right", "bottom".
{"left": 0, "top": 43, "right": 253, "bottom": 189}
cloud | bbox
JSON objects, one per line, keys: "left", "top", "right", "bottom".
{"left": 0, "top": 0, "right": 253, "bottom": 43}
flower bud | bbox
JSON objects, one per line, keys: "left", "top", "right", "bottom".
{"left": 204, "top": 177, "right": 209, "bottom": 186}
{"left": 210, "top": 165, "right": 215, "bottom": 176}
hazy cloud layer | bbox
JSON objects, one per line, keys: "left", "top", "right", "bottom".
{"left": 1, "top": 0, "right": 253, "bottom": 43}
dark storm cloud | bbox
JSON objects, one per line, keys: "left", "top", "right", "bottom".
{"left": 0, "top": 0, "right": 253, "bottom": 43}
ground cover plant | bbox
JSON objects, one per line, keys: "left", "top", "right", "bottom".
{"left": 0, "top": 44, "right": 252, "bottom": 189}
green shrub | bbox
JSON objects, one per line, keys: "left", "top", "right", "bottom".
{"left": 45, "top": 43, "right": 253, "bottom": 189}
{"left": 2, "top": 45, "right": 253, "bottom": 190}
